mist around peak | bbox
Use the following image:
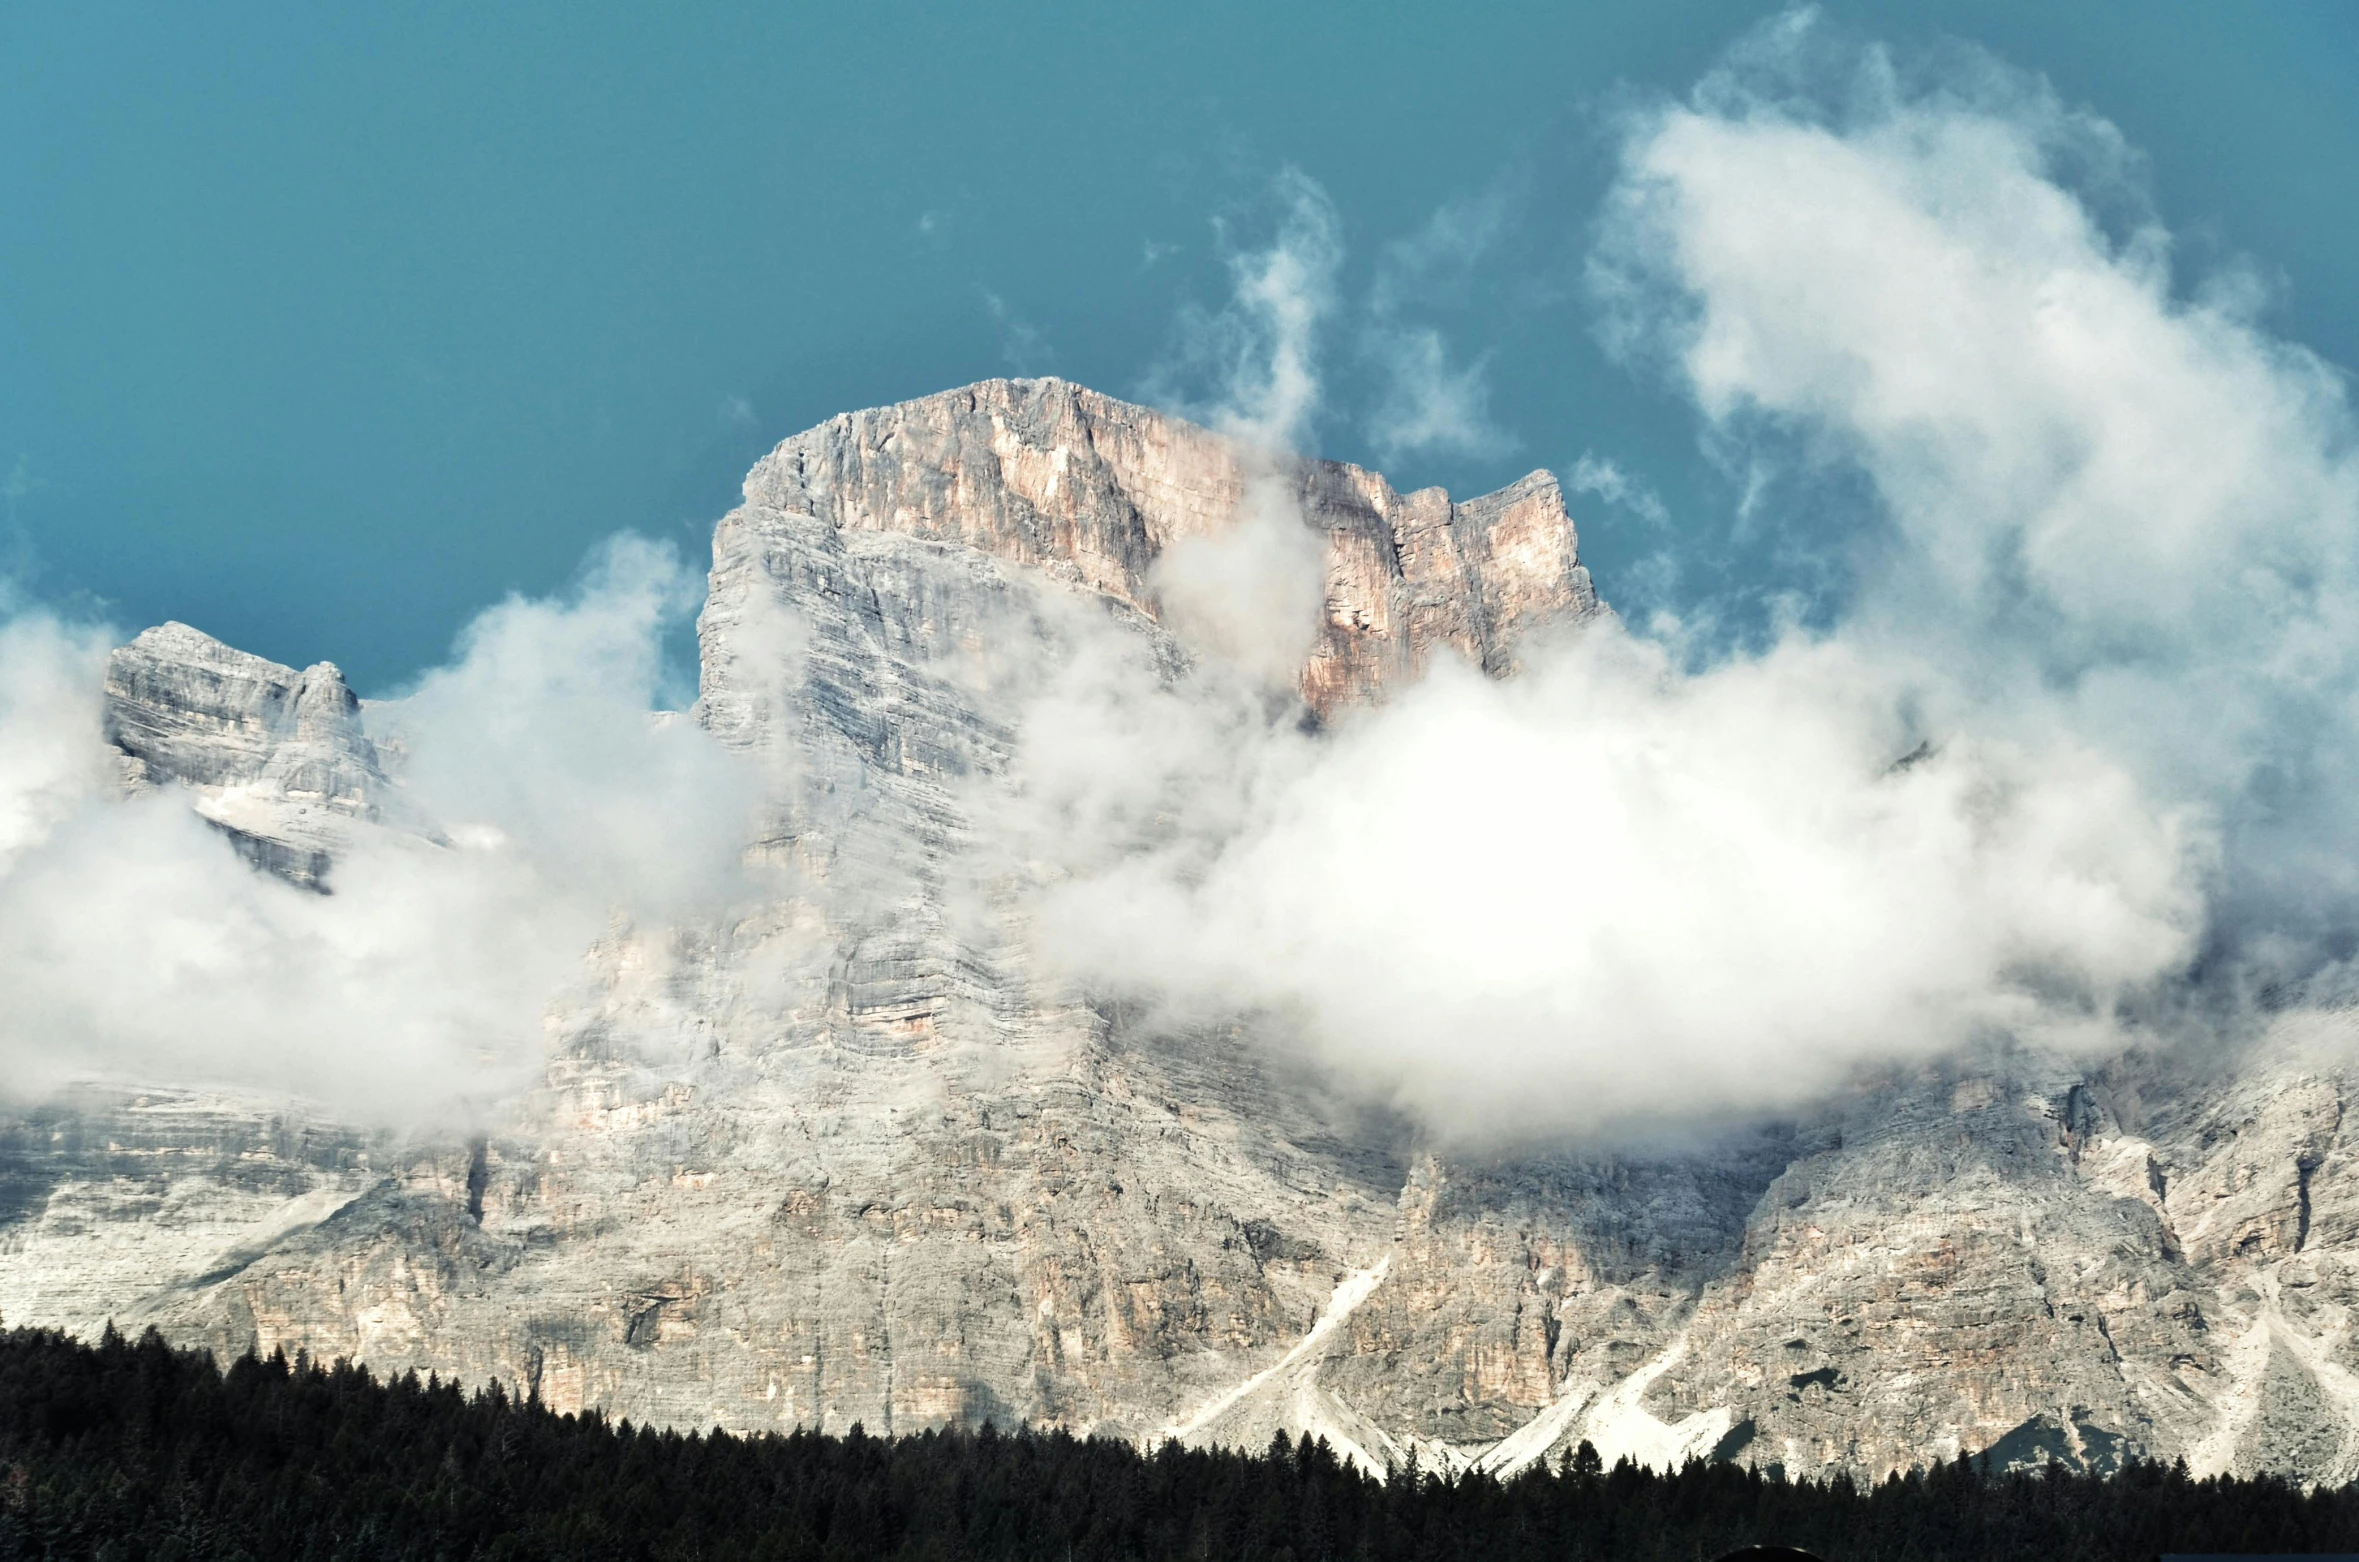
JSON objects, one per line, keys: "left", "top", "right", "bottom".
{"left": 0, "top": 537, "right": 762, "bottom": 1121}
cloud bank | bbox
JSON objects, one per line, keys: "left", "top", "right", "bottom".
{"left": 0, "top": 539, "right": 758, "bottom": 1120}
{"left": 1036, "top": 630, "right": 2199, "bottom": 1138}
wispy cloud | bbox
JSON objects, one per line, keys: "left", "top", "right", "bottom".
{"left": 1, "top": 455, "right": 39, "bottom": 523}
{"left": 1146, "top": 167, "right": 1341, "bottom": 453}
{"left": 1140, "top": 171, "right": 1338, "bottom": 683}
{"left": 1567, "top": 453, "right": 1670, "bottom": 528}
{"left": 981, "top": 289, "right": 1055, "bottom": 375}
{"left": 1360, "top": 183, "right": 1520, "bottom": 462}
{"left": 1363, "top": 328, "right": 1512, "bottom": 464}
{"left": 1142, "top": 170, "right": 1520, "bottom": 466}
{"left": 1368, "top": 183, "right": 1516, "bottom": 317}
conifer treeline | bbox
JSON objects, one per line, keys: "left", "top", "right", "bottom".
{"left": 1, "top": 1325, "right": 2353, "bottom": 1561}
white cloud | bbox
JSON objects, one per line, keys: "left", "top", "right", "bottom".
{"left": 1149, "top": 474, "right": 1328, "bottom": 689}
{"left": 1150, "top": 167, "right": 1341, "bottom": 455}
{"left": 1567, "top": 453, "right": 1670, "bottom": 529}
{"left": 1592, "top": 15, "right": 2359, "bottom": 953}
{"left": 1212, "top": 169, "right": 1341, "bottom": 452}
{"left": 1149, "top": 172, "right": 1515, "bottom": 464}
{"left": 1364, "top": 328, "right": 1512, "bottom": 464}
{"left": 17, "top": 22, "right": 2347, "bottom": 1149}
{"left": 1012, "top": 17, "right": 2359, "bottom": 1140}
{"left": 1034, "top": 625, "right": 2201, "bottom": 1140}
{"left": 0, "top": 612, "right": 114, "bottom": 865}
{"left": 1142, "top": 171, "right": 1340, "bottom": 686}
{"left": 0, "top": 538, "right": 761, "bottom": 1121}
{"left": 378, "top": 535, "right": 760, "bottom": 919}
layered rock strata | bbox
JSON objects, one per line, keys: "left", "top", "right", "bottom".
{"left": 5, "top": 380, "right": 2359, "bottom": 1484}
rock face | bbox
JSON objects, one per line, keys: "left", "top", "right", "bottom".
{"left": 738, "top": 378, "right": 1597, "bottom": 717}
{"left": 8, "top": 379, "right": 2359, "bottom": 1484}
{"left": 104, "top": 623, "right": 388, "bottom": 888}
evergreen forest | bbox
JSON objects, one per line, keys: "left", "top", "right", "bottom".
{"left": 1, "top": 1324, "right": 2352, "bottom": 1561}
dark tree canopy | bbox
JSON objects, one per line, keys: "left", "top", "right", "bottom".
{"left": 0, "top": 1325, "right": 2352, "bottom": 1561}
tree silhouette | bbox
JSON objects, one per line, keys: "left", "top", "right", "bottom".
{"left": 0, "top": 1324, "right": 2352, "bottom": 1561}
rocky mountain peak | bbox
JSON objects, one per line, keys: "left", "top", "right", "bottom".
{"left": 105, "top": 623, "right": 378, "bottom": 800}
{"left": 733, "top": 377, "right": 1599, "bottom": 715}
{"left": 103, "top": 622, "right": 386, "bottom": 887}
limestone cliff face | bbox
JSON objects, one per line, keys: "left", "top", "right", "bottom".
{"left": 734, "top": 378, "right": 1597, "bottom": 716}
{"left": 7, "top": 380, "right": 2359, "bottom": 1484}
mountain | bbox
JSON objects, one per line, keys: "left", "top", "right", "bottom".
{"left": 102, "top": 621, "right": 390, "bottom": 889}
{"left": 3, "top": 378, "right": 2356, "bottom": 1483}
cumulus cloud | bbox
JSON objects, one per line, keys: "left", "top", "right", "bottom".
{"left": 1035, "top": 628, "right": 2201, "bottom": 1138}
{"left": 0, "top": 538, "right": 759, "bottom": 1121}
{"left": 1591, "top": 13, "right": 2359, "bottom": 955}
{"left": 382, "top": 535, "right": 756, "bottom": 919}
{"left": 1011, "top": 16, "right": 2359, "bottom": 1140}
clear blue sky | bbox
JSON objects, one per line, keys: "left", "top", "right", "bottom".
{"left": 4, "top": 1, "right": 2354, "bottom": 691}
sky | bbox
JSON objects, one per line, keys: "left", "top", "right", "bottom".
{"left": 4, "top": 1, "right": 2356, "bottom": 694}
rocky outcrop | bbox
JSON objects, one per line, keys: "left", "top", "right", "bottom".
{"left": 103, "top": 623, "right": 388, "bottom": 889}
{"left": 9, "top": 380, "right": 2359, "bottom": 1485}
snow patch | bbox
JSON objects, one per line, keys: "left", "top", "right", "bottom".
{"left": 2187, "top": 1263, "right": 2359, "bottom": 1482}
{"left": 1577, "top": 1333, "right": 1734, "bottom": 1473}
{"left": 1162, "top": 1256, "right": 1392, "bottom": 1442}
{"left": 1474, "top": 1381, "right": 1597, "bottom": 1477}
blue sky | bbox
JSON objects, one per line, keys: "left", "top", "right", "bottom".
{"left": 3, "top": 1, "right": 2355, "bottom": 692}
